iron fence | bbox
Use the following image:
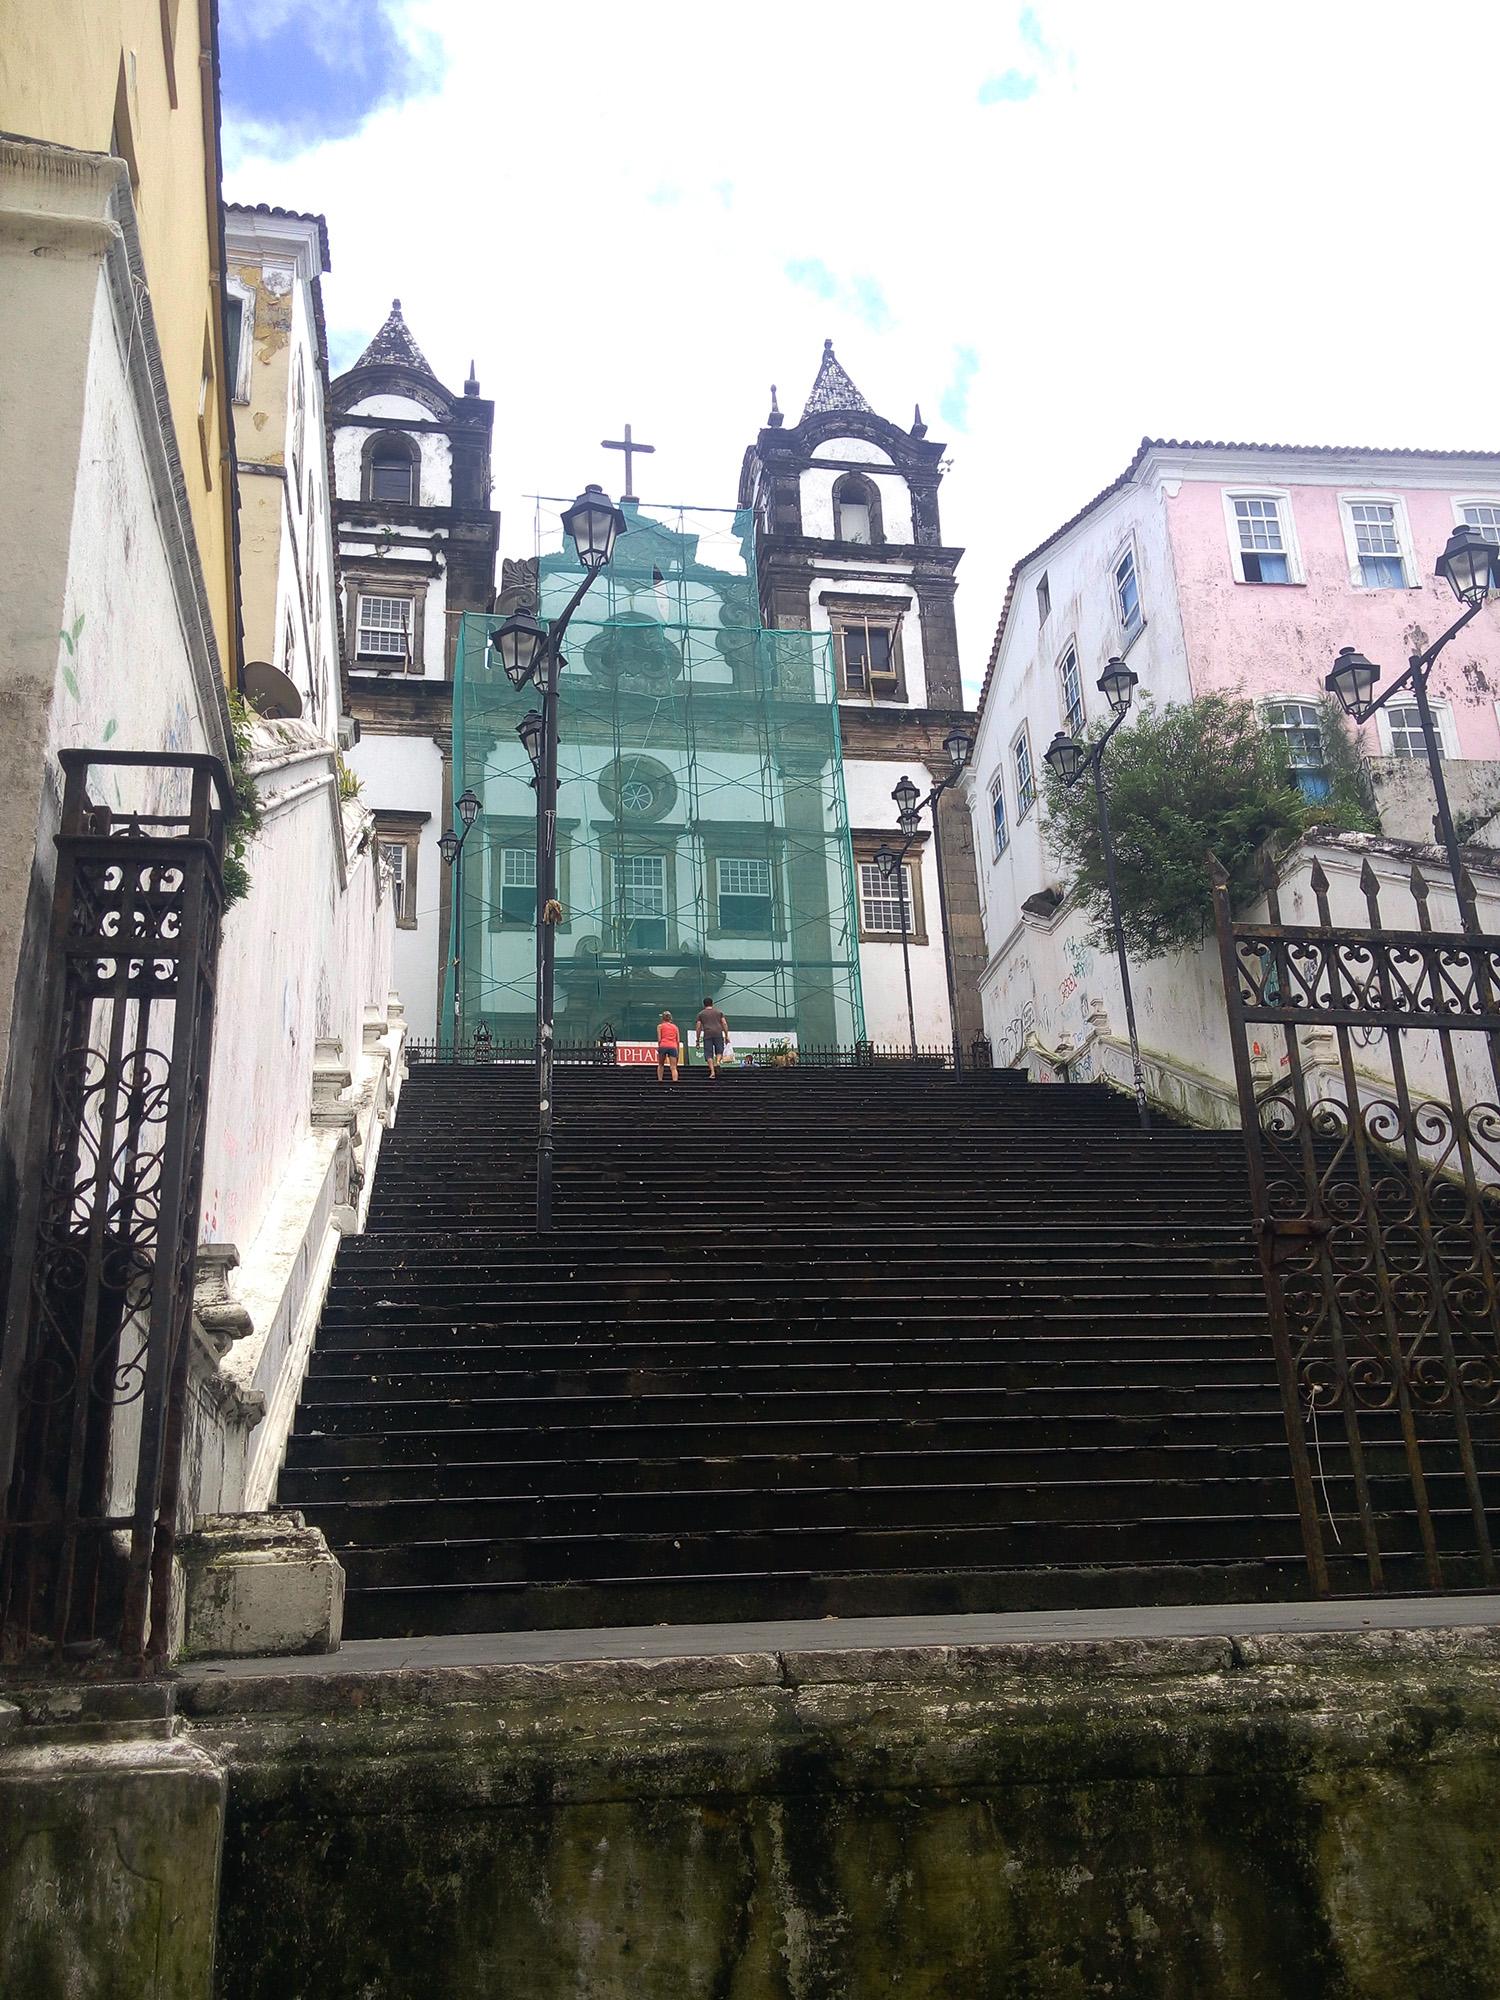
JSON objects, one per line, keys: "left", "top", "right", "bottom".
{"left": 1214, "top": 849, "right": 1500, "bottom": 1596}
{"left": 407, "top": 1036, "right": 999, "bottom": 1072}
{"left": 0, "top": 751, "right": 227, "bottom": 1667}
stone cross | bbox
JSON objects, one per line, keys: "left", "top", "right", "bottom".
{"left": 601, "top": 423, "right": 655, "bottom": 500}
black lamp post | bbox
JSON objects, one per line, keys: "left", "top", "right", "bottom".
{"left": 1044, "top": 657, "right": 1150, "bottom": 1131}
{"left": 438, "top": 785, "right": 482, "bottom": 1048}
{"left": 489, "top": 483, "right": 626, "bottom": 1232}
{"left": 1326, "top": 525, "right": 1500, "bottom": 913}
{"left": 874, "top": 840, "right": 918, "bottom": 1058}
{"left": 884, "top": 725, "right": 973, "bottom": 1069}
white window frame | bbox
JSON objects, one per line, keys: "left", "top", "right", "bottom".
{"left": 619, "top": 852, "right": 668, "bottom": 951}
{"left": 858, "top": 859, "right": 915, "bottom": 938}
{"left": 355, "top": 592, "right": 412, "bottom": 664}
{"left": 716, "top": 855, "right": 774, "bottom": 932}
{"left": 1112, "top": 539, "right": 1144, "bottom": 646}
{"left": 378, "top": 840, "right": 408, "bottom": 923}
{"left": 497, "top": 843, "right": 536, "bottom": 923}
{"left": 1339, "top": 493, "right": 1417, "bottom": 590}
{"left": 1454, "top": 497, "right": 1500, "bottom": 548}
{"left": 224, "top": 275, "right": 255, "bottom": 405}
{"left": 1375, "top": 697, "right": 1458, "bottom": 760}
{"left": 1013, "top": 723, "right": 1036, "bottom": 821}
{"left": 989, "top": 771, "right": 1009, "bottom": 858}
{"left": 1260, "top": 695, "right": 1329, "bottom": 799}
{"left": 1036, "top": 570, "right": 1051, "bottom": 626}
{"left": 1057, "top": 640, "right": 1085, "bottom": 737}
{"left": 1221, "top": 488, "right": 1303, "bottom": 586}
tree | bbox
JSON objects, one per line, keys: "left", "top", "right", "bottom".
{"left": 1041, "top": 692, "right": 1378, "bottom": 960}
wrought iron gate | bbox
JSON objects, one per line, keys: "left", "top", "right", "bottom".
{"left": 0, "top": 750, "right": 226, "bottom": 1665}
{"left": 1213, "top": 849, "right": 1500, "bottom": 1596}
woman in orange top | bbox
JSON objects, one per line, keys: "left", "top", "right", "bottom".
{"left": 655, "top": 1012, "right": 681, "bottom": 1083}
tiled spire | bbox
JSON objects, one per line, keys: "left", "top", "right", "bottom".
{"left": 352, "top": 297, "right": 437, "bottom": 377}
{"left": 801, "top": 337, "right": 873, "bottom": 419}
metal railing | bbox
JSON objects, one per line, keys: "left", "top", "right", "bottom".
{"left": 407, "top": 1035, "right": 1000, "bottom": 1073}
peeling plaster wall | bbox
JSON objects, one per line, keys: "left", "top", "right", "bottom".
{"left": 333, "top": 405, "right": 454, "bottom": 510}
{"left": 1163, "top": 473, "right": 1500, "bottom": 758}
{"left": 805, "top": 572, "right": 929, "bottom": 705}
{"left": 200, "top": 734, "right": 391, "bottom": 1254}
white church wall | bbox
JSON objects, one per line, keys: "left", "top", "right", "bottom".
{"left": 842, "top": 758, "right": 953, "bottom": 1046}
{"left": 802, "top": 465, "right": 915, "bottom": 546}
{"left": 353, "top": 728, "right": 446, "bottom": 1039}
{"left": 804, "top": 572, "right": 928, "bottom": 706}
{"left": 333, "top": 413, "right": 453, "bottom": 509}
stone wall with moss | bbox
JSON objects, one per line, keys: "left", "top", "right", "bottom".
{"left": 173, "top": 1626, "right": 1500, "bottom": 1999}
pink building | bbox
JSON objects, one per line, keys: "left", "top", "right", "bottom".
{"left": 966, "top": 438, "right": 1500, "bottom": 1088}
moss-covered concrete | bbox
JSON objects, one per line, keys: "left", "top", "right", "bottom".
{"left": 177, "top": 1627, "right": 1500, "bottom": 1999}
{"left": 0, "top": 1732, "right": 225, "bottom": 2000}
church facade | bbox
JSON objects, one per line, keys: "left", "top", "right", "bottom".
{"left": 738, "top": 342, "right": 985, "bottom": 1049}
{"left": 333, "top": 302, "right": 501, "bottom": 1039}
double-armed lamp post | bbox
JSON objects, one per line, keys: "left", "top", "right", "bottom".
{"left": 1043, "top": 657, "right": 1150, "bottom": 1131}
{"left": 488, "top": 483, "right": 627, "bottom": 1232}
{"left": 1325, "top": 524, "right": 1500, "bottom": 912}
{"left": 437, "top": 786, "right": 481, "bottom": 1047}
{"left": 873, "top": 723, "right": 973, "bottom": 1068}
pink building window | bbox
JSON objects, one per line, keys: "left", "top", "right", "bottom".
{"left": 1346, "top": 501, "right": 1410, "bottom": 588}
{"left": 1232, "top": 497, "right": 1291, "bottom": 583}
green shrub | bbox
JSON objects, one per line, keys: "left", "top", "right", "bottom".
{"left": 1041, "top": 692, "right": 1378, "bottom": 959}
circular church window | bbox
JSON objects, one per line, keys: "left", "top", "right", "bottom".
{"left": 600, "top": 755, "right": 676, "bottom": 825}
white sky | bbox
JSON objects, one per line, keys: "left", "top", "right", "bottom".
{"left": 225, "top": 0, "right": 1500, "bottom": 702}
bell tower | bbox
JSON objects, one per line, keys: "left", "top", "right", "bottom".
{"left": 738, "top": 340, "right": 984, "bottom": 1050}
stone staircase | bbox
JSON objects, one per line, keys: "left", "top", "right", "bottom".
{"left": 278, "top": 1064, "right": 1484, "bottom": 1639}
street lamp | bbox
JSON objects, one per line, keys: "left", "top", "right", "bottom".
{"left": 1326, "top": 526, "right": 1500, "bottom": 910}
{"left": 438, "top": 790, "right": 483, "bottom": 1051}
{"left": 488, "top": 481, "right": 627, "bottom": 1232}
{"left": 1043, "top": 657, "right": 1150, "bottom": 1130}
{"left": 885, "top": 738, "right": 973, "bottom": 1071}
{"left": 516, "top": 710, "right": 545, "bottom": 778}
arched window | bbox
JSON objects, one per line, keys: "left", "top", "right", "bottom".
{"left": 362, "top": 432, "right": 419, "bottom": 505}
{"left": 833, "top": 472, "right": 883, "bottom": 546}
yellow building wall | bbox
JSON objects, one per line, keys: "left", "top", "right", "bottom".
{"left": 0, "top": 0, "right": 239, "bottom": 684}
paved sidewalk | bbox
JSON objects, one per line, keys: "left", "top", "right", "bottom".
{"left": 186, "top": 1592, "right": 1500, "bottom": 1679}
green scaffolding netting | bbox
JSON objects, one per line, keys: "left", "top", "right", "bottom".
{"left": 442, "top": 500, "right": 865, "bottom": 1052}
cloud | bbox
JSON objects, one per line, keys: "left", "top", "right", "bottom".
{"left": 785, "top": 257, "right": 838, "bottom": 302}
{"left": 978, "top": 68, "right": 1038, "bottom": 105}
{"left": 1019, "top": 6, "right": 1049, "bottom": 57}
{"left": 787, "top": 262, "right": 892, "bottom": 332}
{"left": 940, "top": 348, "right": 980, "bottom": 432}
{"left": 221, "top": 0, "right": 1500, "bottom": 706}
{"left": 219, "top": 0, "right": 443, "bottom": 153}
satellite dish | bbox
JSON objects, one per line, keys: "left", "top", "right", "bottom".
{"left": 243, "top": 660, "right": 304, "bottom": 719}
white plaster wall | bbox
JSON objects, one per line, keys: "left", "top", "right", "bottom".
{"left": 805, "top": 573, "right": 927, "bottom": 706}
{"left": 351, "top": 392, "right": 435, "bottom": 423}
{"left": 352, "top": 729, "right": 446, "bottom": 1038}
{"left": 339, "top": 539, "right": 449, "bottom": 679}
{"left": 333, "top": 410, "right": 452, "bottom": 508}
{"left": 801, "top": 465, "right": 915, "bottom": 545}
{"left": 199, "top": 738, "right": 393, "bottom": 1251}
{"left": 287, "top": 278, "right": 341, "bottom": 727}
{"left": 843, "top": 758, "right": 953, "bottom": 1045}
{"left": 968, "top": 482, "right": 1191, "bottom": 996}
{"left": 47, "top": 269, "right": 219, "bottom": 787}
